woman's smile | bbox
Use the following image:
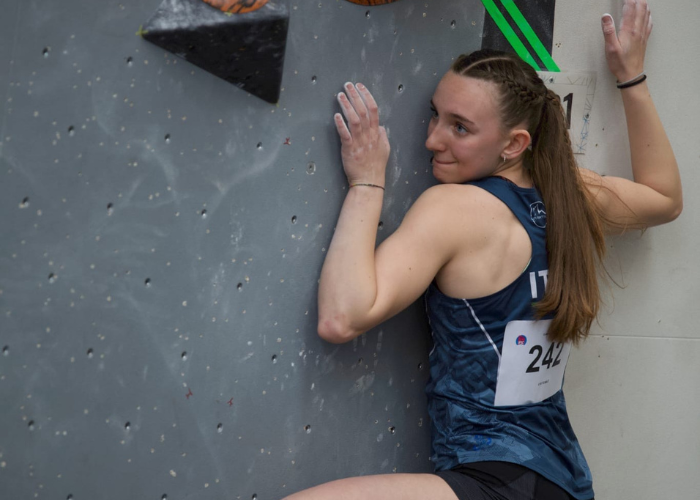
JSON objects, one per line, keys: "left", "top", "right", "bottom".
{"left": 432, "top": 157, "right": 455, "bottom": 166}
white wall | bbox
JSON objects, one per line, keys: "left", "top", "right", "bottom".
{"left": 556, "top": 1, "right": 700, "bottom": 498}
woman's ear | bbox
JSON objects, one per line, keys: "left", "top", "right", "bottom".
{"left": 503, "top": 128, "right": 532, "bottom": 159}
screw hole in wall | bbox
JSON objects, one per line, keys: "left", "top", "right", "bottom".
{"left": 48, "top": 273, "right": 56, "bottom": 283}
{"left": 181, "top": 351, "right": 188, "bottom": 361}
{"left": 68, "top": 126, "right": 75, "bottom": 136}
{"left": 87, "top": 348, "right": 94, "bottom": 358}
{"left": 2, "top": 346, "right": 8, "bottom": 356}
{"left": 200, "top": 209, "right": 207, "bottom": 218}
{"left": 126, "top": 56, "right": 133, "bottom": 66}
{"left": 304, "top": 424, "right": 311, "bottom": 434}
{"left": 237, "top": 283, "right": 243, "bottom": 291}
{"left": 291, "top": 215, "right": 297, "bottom": 224}
{"left": 124, "top": 422, "right": 131, "bottom": 431}
{"left": 28, "top": 420, "right": 35, "bottom": 431}
{"left": 42, "top": 47, "right": 50, "bottom": 58}
{"left": 306, "top": 162, "right": 316, "bottom": 174}
{"left": 20, "top": 197, "right": 30, "bottom": 208}
{"left": 271, "top": 354, "right": 278, "bottom": 364}
{"left": 365, "top": 10, "right": 370, "bottom": 18}
{"left": 311, "top": 75, "right": 317, "bottom": 84}
{"left": 389, "top": 426, "right": 396, "bottom": 434}
{"left": 257, "top": 142, "right": 263, "bottom": 150}
{"left": 162, "top": 495, "right": 168, "bottom": 500}
{"left": 398, "top": 84, "right": 404, "bottom": 93}
{"left": 107, "top": 203, "right": 114, "bottom": 216}
{"left": 164, "top": 134, "right": 171, "bottom": 143}
{"left": 217, "top": 423, "right": 223, "bottom": 433}
{"left": 67, "top": 495, "right": 73, "bottom": 500}
{"left": 144, "top": 278, "right": 151, "bottom": 287}
{"left": 451, "top": 20, "right": 456, "bottom": 29}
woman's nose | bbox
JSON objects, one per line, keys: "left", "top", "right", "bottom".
{"left": 425, "top": 123, "right": 444, "bottom": 152}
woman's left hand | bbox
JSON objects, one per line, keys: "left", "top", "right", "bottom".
{"left": 334, "top": 82, "right": 390, "bottom": 187}
{"left": 601, "top": 0, "right": 653, "bottom": 82}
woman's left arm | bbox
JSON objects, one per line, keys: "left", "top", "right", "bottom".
{"left": 582, "top": 0, "right": 682, "bottom": 231}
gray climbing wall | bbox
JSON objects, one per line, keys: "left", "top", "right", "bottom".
{"left": 4, "top": 1, "right": 700, "bottom": 499}
{"left": 0, "top": 1, "right": 486, "bottom": 498}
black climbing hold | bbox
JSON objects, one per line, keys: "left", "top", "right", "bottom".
{"left": 142, "top": 0, "right": 289, "bottom": 103}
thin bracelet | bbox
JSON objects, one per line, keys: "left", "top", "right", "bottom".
{"left": 349, "top": 183, "right": 385, "bottom": 191}
{"left": 617, "top": 71, "right": 645, "bottom": 86}
{"left": 617, "top": 72, "right": 647, "bottom": 89}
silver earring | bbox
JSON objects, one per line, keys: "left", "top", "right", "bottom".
{"left": 502, "top": 155, "right": 507, "bottom": 163}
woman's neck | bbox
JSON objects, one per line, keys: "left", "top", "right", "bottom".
{"left": 492, "top": 160, "right": 533, "bottom": 188}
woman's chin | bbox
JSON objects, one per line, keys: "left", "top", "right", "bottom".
{"left": 432, "top": 166, "right": 448, "bottom": 183}
{"left": 432, "top": 161, "right": 452, "bottom": 182}
{"left": 432, "top": 164, "right": 464, "bottom": 184}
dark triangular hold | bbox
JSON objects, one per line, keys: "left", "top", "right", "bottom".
{"left": 142, "top": 0, "right": 289, "bottom": 103}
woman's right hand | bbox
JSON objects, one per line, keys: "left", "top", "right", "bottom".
{"left": 334, "top": 82, "right": 390, "bottom": 187}
{"left": 601, "top": 0, "right": 653, "bottom": 82}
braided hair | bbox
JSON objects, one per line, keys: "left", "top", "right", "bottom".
{"left": 450, "top": 49, "right": 606, "bottom": 345}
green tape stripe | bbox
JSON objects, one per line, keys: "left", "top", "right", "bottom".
{"left": 499, "top": 0, "right": 560, "bottom": 72}
{"left": 481, "top": 0, "right": 539, "bottom": 71}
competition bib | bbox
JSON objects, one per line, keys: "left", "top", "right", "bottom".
{"left": 494, "top": 320, "right": 571, "bottom": 407}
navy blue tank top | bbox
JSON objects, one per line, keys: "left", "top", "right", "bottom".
{"left": 424, "top": 176, "right": 594, "bottom": 500}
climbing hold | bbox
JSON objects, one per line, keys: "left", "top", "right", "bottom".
{"left": 344, "top": 0, "right": 402, "bottom": 5}
{"left": 142, "top": 0, "right": 289, "bottom": 103}
{"left": 202, "top": 0, "right": 269, "bottom": 14}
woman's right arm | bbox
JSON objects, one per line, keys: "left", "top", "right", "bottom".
{"left": 581, "top": 0, "right": 682, "bottom": 231}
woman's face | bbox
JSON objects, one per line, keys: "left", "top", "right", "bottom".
{"left": 426, "top": 72, "right": 510, "bottom": 184}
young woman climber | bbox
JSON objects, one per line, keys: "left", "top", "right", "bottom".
{"left": 285, "top": 1, "right": 681, "bottom": 499}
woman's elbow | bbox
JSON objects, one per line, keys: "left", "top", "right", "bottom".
{"left": 669, "top": 198, "right": 683, "bottom": 222}
{"left": 318, "top": 318, "right": 347, "bottom": 344}
{"left": 653, "top": 196, "right": 683, "bottom": 226}
{"left": 317, "top": 317, "right": 355, "bottom": 344}
{"left": 660, "top": 197, "right": 683, "bottom": 224}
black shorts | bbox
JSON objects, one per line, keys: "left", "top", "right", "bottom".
{"left": 435, "top": 462, "right": 590, "bottom": 500}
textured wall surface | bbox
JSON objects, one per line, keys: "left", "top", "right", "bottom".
{"left": 553, "top": 2, "right": 700, "bottom": 499}
{"left": 0, "top": 1, "right": 484, "bottom": 499}
{"left": 1, "top": 1, "right": 698, "bottom": 500}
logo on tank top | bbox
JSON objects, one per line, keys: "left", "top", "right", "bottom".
{"left": 530, "top": 201, "right": 547, "bottom": 228}
{"left": 516, "top": 335, "right": 527, "bottom": 345}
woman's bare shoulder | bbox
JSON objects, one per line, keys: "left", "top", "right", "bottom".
{"left": 415, "top": 182, "right": 503, "bottom": 209}
{"left": 406, "top": 183, "right": 513, "bottom": 238}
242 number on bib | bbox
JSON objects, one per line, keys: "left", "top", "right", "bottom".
{"left": 526, "top": 341, "right": 565, "bottom": 373}
{"left": 494, "top": 320, "right": 572, "bottom": 407}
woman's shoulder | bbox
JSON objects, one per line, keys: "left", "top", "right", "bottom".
{"left": 416, "top": 182, "right": 512, "bottom": 214}
{"left": 407, "top": 183, "right": 515, "bottom": 237}
{"left": 419, "top": 181, "right": 499, "bottom": 200}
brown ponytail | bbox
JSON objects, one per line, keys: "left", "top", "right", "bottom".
{"left": 529, "top": 89, "right": 606, "bottom": 344}
{"left": 451, "top": 50, "right": 606, "bottom": 345}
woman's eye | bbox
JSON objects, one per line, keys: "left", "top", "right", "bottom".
{"left": 455, "top": 123, "right": 468, "bottom": 134}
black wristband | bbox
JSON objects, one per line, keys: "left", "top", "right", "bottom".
{"left": 617, "top": 74, "right": 647, "bottom": 89}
